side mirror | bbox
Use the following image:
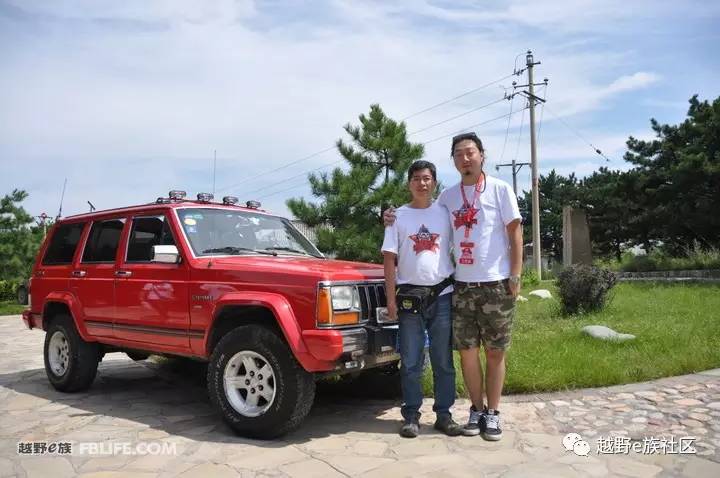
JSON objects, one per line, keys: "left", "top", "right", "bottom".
{"left": 152, "top": 245, "right": 181, "bottom": 264}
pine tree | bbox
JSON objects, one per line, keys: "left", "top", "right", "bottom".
{"left": 0, "top": 190, "right": 44, "bottom": 281}
{"left": 287, "top": 104, "right": 424, "bottom": 263}
{"left": 518, "top": 170, "right": 580, "bottom": 260}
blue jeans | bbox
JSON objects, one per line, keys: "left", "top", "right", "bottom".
{"left": 398, "top": 293, "right": 456, "bottom": 421}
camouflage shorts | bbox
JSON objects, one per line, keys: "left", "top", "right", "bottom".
{"left": 452, "top": 281, "right": 516, "bottom": 350}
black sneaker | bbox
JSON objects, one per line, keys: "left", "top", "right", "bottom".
{"left": 399, "top": 420, "right": 420, "bottom": 438}
{"left": 481, "top": 409, "right": 503, "bottom": 441}
{"left": 462, "top": 405, "right": 483, "bottom": 436}
{"left": 434, "top": 415, "right": 464, "bottom": 436}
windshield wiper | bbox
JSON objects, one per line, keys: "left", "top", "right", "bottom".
{"left": 202, "top": 246, "right": 277, "bottom": 256}
{"left": 263, "top": 246, "right": 315, "bottom": 256}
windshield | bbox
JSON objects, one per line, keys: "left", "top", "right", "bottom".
{"left": 177, "top": 208, "right": 323, "bottom": 258}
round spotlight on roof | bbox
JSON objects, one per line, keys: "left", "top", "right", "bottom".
{"left": 197, "top": 193, "right": 214, "bottom": 203}
{"left": 246, "top": 200, "right": 261, "bottom": 209}
{"left": 223, "top": 196, "right": 239, "bottom": 205}
{"left": 169, "top": 190, "right": 187, "bottom": 200}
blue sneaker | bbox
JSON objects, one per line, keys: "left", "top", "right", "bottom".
{"left": 481, "top": 409, "right": 503, "bottom": 441}
{"left": 463, "top": 405, "right": 483, "bottom": 436}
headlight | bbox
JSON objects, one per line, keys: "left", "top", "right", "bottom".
{"left": 330, "top": 286, "right": 360, "bottom": 310}
{"left": 317, "top": 285, "right": 363, "bottom": 327}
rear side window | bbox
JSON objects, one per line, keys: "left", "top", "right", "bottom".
{"left": 82, "top": 219, "right": 125, "bottom": 263}
{"left": 126, "top": 216, "right": 177, "bottom": 262}
{"left": 42, "top": 223, "right": 86, "bottom": 265}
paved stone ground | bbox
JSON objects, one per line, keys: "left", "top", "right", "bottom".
{"left": 1, "top": 316, "right": 719, "bottom": 478}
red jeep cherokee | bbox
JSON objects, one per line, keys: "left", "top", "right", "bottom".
{"left": 23, "top": 191, "right": 396, "bottom": 438}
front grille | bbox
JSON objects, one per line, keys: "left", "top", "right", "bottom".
{"left": 357, "top": 282, "right": 387, "bottom": 323}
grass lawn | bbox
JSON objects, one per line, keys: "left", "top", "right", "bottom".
{"left": 423, "top": 281, "right": 720, "bottom": 396}
{"left": 0, "top": 301, "right": 26, "bottom": 316}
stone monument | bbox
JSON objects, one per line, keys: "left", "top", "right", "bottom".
{"left": 563, "top": 206, "right": 592, "bottom": 266}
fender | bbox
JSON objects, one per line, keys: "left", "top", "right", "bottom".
{"left": 42, "top": 292, "right": 95, "bottom": 342}
{"left": 206, "top": 291, "right": 336, "bottom": 372}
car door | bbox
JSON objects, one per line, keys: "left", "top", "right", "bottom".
{"left": 70, "top": 217, "right": 126, "bottom": 338}
{"left": 113, "top": 214, "right": 191, "bottom": 349}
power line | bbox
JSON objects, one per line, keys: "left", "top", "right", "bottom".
{"left": 419, "top": 107, "right": 528, "bottom": 146}
{"left": 513, "top": 103, "right": 526, "bottom": 162}
{"left": 544, "top": 105, "right": 612, "bottom": 162}
{"left": 255, "top": 107, "right": 528, "bottom": 201}
{"left": 498, "top": 93, "right": 516, "bottom": 162}
{"left": 245, "top": 159, "right": 344, "bottom": 198}
{"left": 536, "top": 83, "right": 548, "bottom": 145}
{"left": 216, "top": 146, "right": 336, "bottom": 194}
{"left": 408, "top": 97, "right": 507, "bottom": 137}
{"left": 216, "top": 71, "right": 518, "bottom": 193}
{"left": 401, "top": 73, "right": 516, "bottom": 121}
{"left": 251, "top": 94, "right": 511, "bottom": 198}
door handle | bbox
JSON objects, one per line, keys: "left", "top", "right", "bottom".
{"left": 35, "top": 270, "right": 45, "bottom": 277}
{"left": 114, "top": 270, "right": 132, "bottom": 277}
{"left": 71, "top": 270, "right": 87, "bottom": 278}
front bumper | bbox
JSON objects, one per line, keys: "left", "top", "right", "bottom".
{"left": 302, "top": 324, "right": 400, "bottom": 369}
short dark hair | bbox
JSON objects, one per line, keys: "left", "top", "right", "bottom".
{"left": 451, "top": 132, "right": 484, "bottom": 156}
{"left": 407, "top": 160, "right": 437, "bottom": 182}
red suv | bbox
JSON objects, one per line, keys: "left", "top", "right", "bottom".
{"left": 23, "top": 191, "right": 396, "bottom": 438}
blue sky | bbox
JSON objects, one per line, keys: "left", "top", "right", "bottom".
{"left": 1, "top": 0, "right": 719, "bottom": 219}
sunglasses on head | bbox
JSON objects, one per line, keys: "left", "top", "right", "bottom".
{"left": 451, "top": 132, "right": 483, "bottom": 155}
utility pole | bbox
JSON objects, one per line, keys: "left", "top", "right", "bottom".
{"left": 527, "top": 51, "right": 541, "bottom": 279}
{"left": 36, "top": 213, "right": 49, "bottom": 238}
{"left": 512, "top": 51, "right": 547, "bottom": 279}
{"left": 495, "top": 159, "right": 530, "bottom": 197}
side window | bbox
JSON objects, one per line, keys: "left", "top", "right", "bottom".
{"left": 126, "top": 215, "right": 177, "bottom": 262}
{"left": 42, "top": 223, "right": 86, "bottom": 265}
{"left": 82, "top": 219, "right": 125, "bottom": 263}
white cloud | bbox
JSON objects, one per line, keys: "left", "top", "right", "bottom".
{"left": 0, "top": 0, "right": 715, "bottom": 220}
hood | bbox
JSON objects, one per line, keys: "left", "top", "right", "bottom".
{"left": 203, "top": 255, "right": 384, "bottom": 282}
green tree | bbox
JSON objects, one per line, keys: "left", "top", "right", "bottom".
{"left": 518, "top": 170, "right": 579, "bottom": 260}
{"left": 287, "top": 105, "right": 424, "bottom": 263}
{"left": 576, "top": 168, "right": 640, "bottom": 261}
{"left": 623, "top": 95, "right": 720, "bottom": 253}
{"left": 0, "top": 190, "right": 44, "bottom": 281}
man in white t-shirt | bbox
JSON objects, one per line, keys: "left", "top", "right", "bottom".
{"left": 382, "top": 160, "right": 463, "bottom": 438}
{"left": 385, "top": 133, "right": 523, "bottom": 441}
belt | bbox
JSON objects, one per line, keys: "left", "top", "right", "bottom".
{"left": 456, "top": 279, "right": 508, "bottom": 288}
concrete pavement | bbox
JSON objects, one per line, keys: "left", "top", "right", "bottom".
{"left": 1, "top": 316, "right": 719, "bottom": 477}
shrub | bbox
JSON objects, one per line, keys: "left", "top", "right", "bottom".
{"left": 0, "top": 280, "right": 20, "bottom": 302}
{"left": 608, "top": 242, "right": 720, "bottom": 272}
{"left": 522, "top": 269, "right": 540, "bottom": 287}
{"left": 556, "top": 264, "right": 617, "bottom": 315}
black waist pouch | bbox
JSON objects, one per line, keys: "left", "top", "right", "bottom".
{"left": 396, "top": 277, "right": 453, "bottom": 314}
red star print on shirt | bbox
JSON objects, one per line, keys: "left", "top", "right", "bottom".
{"left": 409, "top": 224, "right": 440, "bottom": 254}
{"left": 452, "top": 206, "right": 478, "bottom": 231}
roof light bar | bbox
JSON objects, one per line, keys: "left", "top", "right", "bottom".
{"left": 169, "top": 190, "right": 187, "bottom": 200}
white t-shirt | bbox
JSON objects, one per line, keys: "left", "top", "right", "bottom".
{"left": 437, "top": 175, "right": 521, "bottom": 282}
{"left": 381, "top": 202, "right": 454, "bottom": 295}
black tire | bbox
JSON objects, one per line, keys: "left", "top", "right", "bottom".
{"left": 207, "top": 325, "right": 315, "bottom": 439}
{"left": 44, "top": 315, "right": 101, "bottom": 392}
{"left": 16, "top": 286, "right": 28, "bottom": 305}
{"left": 126, "top": 351, "right": 150, "bottom": 361}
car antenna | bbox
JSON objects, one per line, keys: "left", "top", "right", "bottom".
{"left": 56, "top": 178, "right": 67, "bottom": 220}
{"left": 87, "top": 201, "right": 96, "bottom": 212}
